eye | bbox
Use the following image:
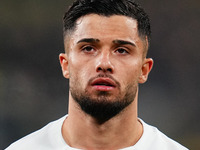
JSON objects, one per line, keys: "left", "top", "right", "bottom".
{"left": 115, "top": 48, "right": 129, "bottom": 54}
{"left": 82, "top": 46, "right": 95, "bottom": 53}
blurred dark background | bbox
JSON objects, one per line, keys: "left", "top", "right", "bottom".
{"left": 0, "top": 0, "right": 199, "bottom": 149}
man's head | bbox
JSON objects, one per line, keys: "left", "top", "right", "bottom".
{"left": 63, "top": 0, "right": 151, "bottom": 56}
{"left": 60, "top": 0, "right": 153, "bottom": 123}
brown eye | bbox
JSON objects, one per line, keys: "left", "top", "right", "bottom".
{"left": 82, "top": 46, "right": 95, "bottom": 52}
{"left": 116, "top": 48, "right": 129, "bottom": 54}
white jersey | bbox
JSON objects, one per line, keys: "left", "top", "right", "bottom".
{"left": 5, "top": 115, "right": 188, "bottom": 150}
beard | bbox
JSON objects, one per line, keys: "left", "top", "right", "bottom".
{"left": 70, "top": 74, "right": 138, "bottom": 123}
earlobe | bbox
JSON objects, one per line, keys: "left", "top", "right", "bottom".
{"left": 139, "top": 58, "right": 153, "bottom": 84}
{"left": 59, "top": 53, "right": 69, "bottom": 79}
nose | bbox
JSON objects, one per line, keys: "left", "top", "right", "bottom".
{"left": 95, "top": 50, "right": 114, "bottom": 73}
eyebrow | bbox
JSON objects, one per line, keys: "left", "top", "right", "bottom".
{"left": 77, "top": 38, "right": 100, "bottom": 44}
{"left": 113, "top": 40, "right": 136, "bottom": 47}
{"left": 77, "top": 38, "right": 136, "bottom": 47}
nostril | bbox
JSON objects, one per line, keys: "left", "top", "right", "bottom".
{"left": 97, "top": 67, "right": 103, "bottom": 71}
{"left": 96, "top": 66, "right": 112, "bottom": 73}
{"left": 96, "top": 59, "right": 114, "bottom": 73}
{"left": 107, "top": 68, "right": 112, "bottom": 72}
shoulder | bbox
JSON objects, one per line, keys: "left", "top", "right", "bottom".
{"left": 134, "top": 119, "right": 189, "bottom": 150}
{"left": 5, "top": 116, "right": 67, "bottom": 150}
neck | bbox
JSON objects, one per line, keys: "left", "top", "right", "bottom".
{"left": 62, "top": 93, "right": 143, "bottom": 150}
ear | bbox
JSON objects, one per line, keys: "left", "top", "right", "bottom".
{"left": 138, "top": 58, "right": 153, "bottom": 84}
{"left": 59, "top": 53, "right": 69, "bottom": 79}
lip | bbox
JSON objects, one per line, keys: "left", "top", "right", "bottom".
{"left": 91, "top": 78, "right": 117, "bottom": 91}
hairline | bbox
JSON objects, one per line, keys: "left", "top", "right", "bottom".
{"left": 63, "top": 14, "right": 149, "bottom": 57}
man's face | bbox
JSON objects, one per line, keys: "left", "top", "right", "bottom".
{"left": 60, "top": 14, "right": 153, "bottom": 122}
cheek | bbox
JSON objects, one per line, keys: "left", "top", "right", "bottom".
{"left": 68, "top": 53, "right": 82, "bottom": 77}
{"left": 68, "top": 59, "right": 91, "bottom": 89}
{"left": 117, "top": 62, "right": 142, "bottom": 86}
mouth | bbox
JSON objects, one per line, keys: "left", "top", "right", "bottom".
{"left": 91, "top": 78, "right": 117, "bottom": 91}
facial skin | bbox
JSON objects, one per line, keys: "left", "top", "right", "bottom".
{"left": 60, "top": 14, "right": 153, "bottom": 122}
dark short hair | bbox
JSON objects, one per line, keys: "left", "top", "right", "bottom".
{"left": 63, "top": 0, "right": 151, "bottom": 46}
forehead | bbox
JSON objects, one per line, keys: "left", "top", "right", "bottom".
{"left": 64, "top": 14, "right": 147, "bottom": 53}
{"left": 71, "top": 14, "right": 139, "bottom": 41}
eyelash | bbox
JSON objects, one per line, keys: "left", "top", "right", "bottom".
{"left": 81, "top": 45, "right": 130, "bottom": 55}
{"left": 81, "top": 45, "right": 95, "bottom": 52}
{"left": 115, "top": 48, "right": 129, "bottom": 54}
